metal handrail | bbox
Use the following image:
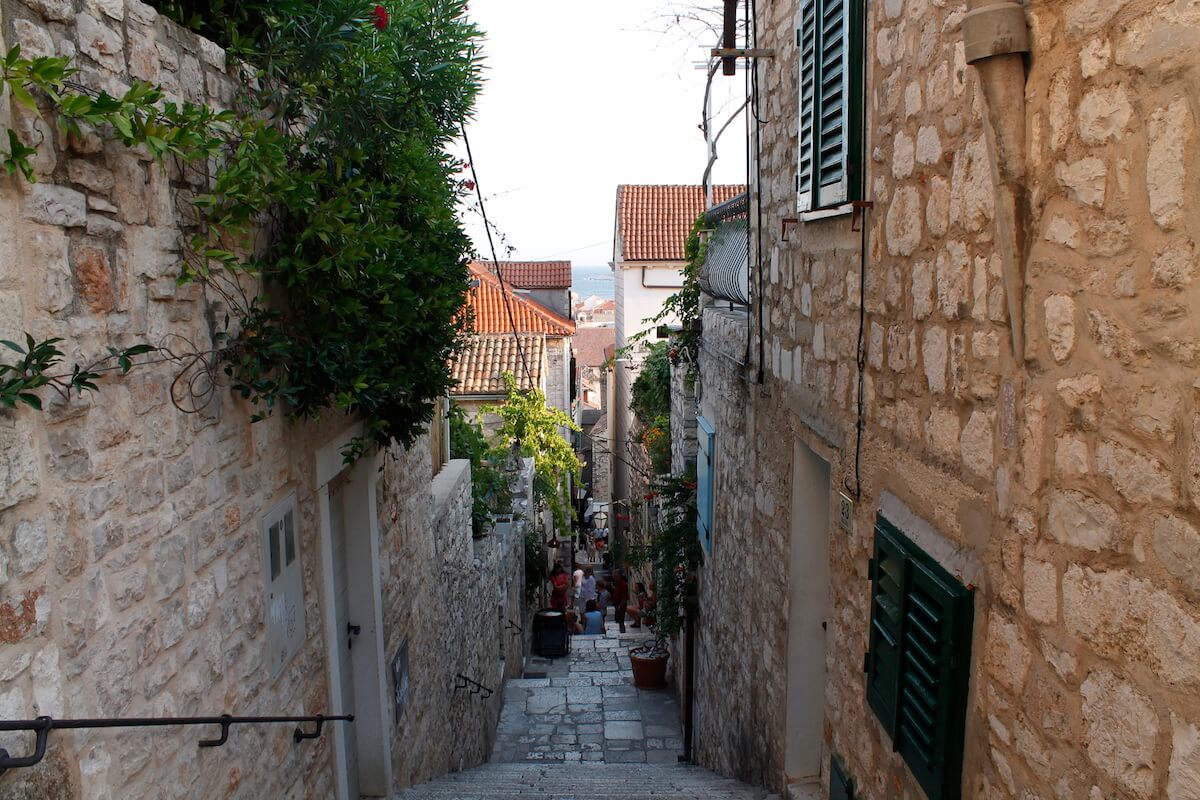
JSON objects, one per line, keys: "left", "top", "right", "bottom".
{"left": 0, "top": 713, "right": 353, "bottom": 775}
{"left": 453, "top": 673, "right": 494, "bottom": 699}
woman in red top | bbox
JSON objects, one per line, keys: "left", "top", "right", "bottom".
{"left": 549, "top": 565, "right": 569, "bottom": 610}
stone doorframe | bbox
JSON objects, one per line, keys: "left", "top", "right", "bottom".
{"left": 316, "top": 424, "right": 394, "bottom": 799}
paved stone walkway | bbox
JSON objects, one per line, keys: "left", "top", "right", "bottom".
{"left": 491, "top": 627, "right": 684, "bottom": 765}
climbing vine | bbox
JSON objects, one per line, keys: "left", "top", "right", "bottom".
{"left": 0, "top": 0, "right": 482, "bottom": 461}
{"left": 485, "top": 373, "right": 581, "bottom": 533}
{"left": 625, "top": 472, "right": 701, "bottom": 640}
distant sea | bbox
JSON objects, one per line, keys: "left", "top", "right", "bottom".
{"left": 571, "top": 265, "right": 614, "bottom": 301}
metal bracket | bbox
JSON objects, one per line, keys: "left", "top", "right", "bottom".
{"left": 851, "top": 200, "right": 874, "bottom": 232}
{"left": 198, "top": 714, "right": 233, "bottom": 748}
{"left": 781, "top": 217, "right": 800, "bottom": 241}
{"left": 710, "top": 48, "right": 776, "bottom": 59}
{"left": 0, "top": 717, "right": 51, "bottom": 776}
{"left": 293, "top": 715, "right": 340, "bottom": 744}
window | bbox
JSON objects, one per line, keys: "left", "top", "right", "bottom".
{"left": 696, "top": 416, "right": 715, "bottom": 555}
{"left": 865, "top": 515, "right": 974, "bottom": 800}
{"left": 262, "top": 495, "right": 305, "bottom": 677}
{"left": 797, "top": 0, "right": 865, "bottom": 211}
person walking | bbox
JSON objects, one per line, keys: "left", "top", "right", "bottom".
{"left": 610, "top": 572, "right": 629, "bottom": 633}
{"left": 578, "top": 566, "right": 597, "bottom": 616}
{"left": 570, "top": 562, "right": 583, "bottom": 611}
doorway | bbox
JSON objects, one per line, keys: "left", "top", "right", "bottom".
{"left": 783, "top": 440, "right": 831, "bottom": 785}
{"left": 317, "top": 430, "right": 393, "bottom": 799}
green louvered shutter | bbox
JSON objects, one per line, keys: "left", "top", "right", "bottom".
{"left": 797, "top": 0, "right": 864, "bottom": 211}
{"left": 796, "top": 0, "right": 818, "bottom": 212}
{"left": 866, "top": 516, "right": 974, "bottom": 800}
{"left": 866, "top": 522, "right": 907, "bottom": 732}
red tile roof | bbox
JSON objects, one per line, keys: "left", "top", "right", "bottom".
{"left": 467, "top": 264, "right": 576, "bottom": 337}
{"left": 451, "top": 334, "right": 545, "bottom": 396}
{"left": 615, "top": 184, "right": 745, "bottom": 261}
{"left": 470, "top": 260, "right": 572, "bottom": 289}
{"left": 573, "top": 327, "right": 615, "bottom": 368}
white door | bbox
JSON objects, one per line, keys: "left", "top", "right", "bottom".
{"left": 329, "top": 475, "right": 361, "bottom": 799}
{"left": 784, "top": 441, "right": 831, "bottom": 783}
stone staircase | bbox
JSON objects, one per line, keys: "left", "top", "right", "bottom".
{"left": 394, "top": 762, "right": 784, "bottom": 799}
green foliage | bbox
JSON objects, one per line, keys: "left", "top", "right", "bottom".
{"left": 0, "top": 335, "right": 155, "bottom": 410}
{"left": 485, "top": 373, "right": 581, "bottom": 533}
{"left": 641, "top": 414, "right": 672, "bottom": 476}
{"left": 630, "top": 341, "right": 671, "bottom": 429}
{"left": 630, "top": 342, "right": 672, "bottom": 475}
{"left": 624, "top": 473, "right": 701, "bottom": 641}
{"left": 0, "top": 1, "right": 483, "bottom": 463}
{"left": 524, "top": 526, "right": 547, "bottom": 604}
{"left": 449, "top": 403, "right": 512, "bottom": 537}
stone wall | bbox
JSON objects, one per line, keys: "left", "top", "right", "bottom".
{"left": 668, "top": 335, "right": 697, "bottom": 476}
{"left": 0, "top": 3, "right": 521, "bottom": 798}
{"left": 545, "top": 337, "right": 568, "bottom": 419}
{"left": 378, "top": 455, "right": 528, "bottom": 789}
{"left": 689, "top": 0, "right": 1200, "bottom": 798}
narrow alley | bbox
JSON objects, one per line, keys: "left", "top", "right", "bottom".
{"left": 396, "top": 627, "right": 784, "bottom": 799}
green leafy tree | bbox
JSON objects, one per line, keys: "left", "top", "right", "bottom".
{"left": 449, "top": 403, "right": 512, "bottom": 537}
{"left": 0, "top": 1, "right": 483, "bottom": 462}
{"left": 486, "top": 373, "right": 581, "bottom": 532}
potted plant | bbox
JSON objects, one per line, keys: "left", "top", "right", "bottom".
{"left": 629, "top": 638, "right": 670, "bottom": 688}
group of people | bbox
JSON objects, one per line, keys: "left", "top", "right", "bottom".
{"left": 547, "top": 563, "right": 655, "bottom": 635}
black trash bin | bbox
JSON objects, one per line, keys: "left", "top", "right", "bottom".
{"left": 533, "top": 608, "right": 570, "bottom": 658}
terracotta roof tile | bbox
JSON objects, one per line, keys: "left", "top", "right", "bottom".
{"left": 573, "top": 327, "right": 615, "bottom": 368}
{"left": 615, "top": 184, "right": 746, "bottom": 261}
{"left": 451, "top": 334, "right": 545, "bottom": 396}
{"left": 470, "top": 260, "right": 572, "bottom": 289}
{"left": 467, "top": 264, "right": 576, "bottom": 336}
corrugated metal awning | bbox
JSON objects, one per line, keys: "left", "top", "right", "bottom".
{"left": 698, "top": 219, "right": 749, "bottom": 305}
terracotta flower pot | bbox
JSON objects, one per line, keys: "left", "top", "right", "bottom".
{"left": 629, "top": 645, "right": 669, "bottom": 688}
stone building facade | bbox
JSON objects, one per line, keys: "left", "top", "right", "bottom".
{"left": 0, "top": 3, "right": 524, "bottom": 798}
{"left": 682, "top": 1, "right": 1200, "bottom": 799}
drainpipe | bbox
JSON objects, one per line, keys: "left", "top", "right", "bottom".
{"left": 961, "top": 2, "right": 1030, "bottom": 361}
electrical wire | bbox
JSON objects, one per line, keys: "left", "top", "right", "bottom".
{"left": 460, "top": 123, "right": 533, "bottom": 385}
{"left": 578, "top": 429, "right": 653, "bottom": 480}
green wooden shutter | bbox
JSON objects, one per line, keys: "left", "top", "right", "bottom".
{"left": 796, "top": 0, "right": 818, "bottom": 212}
{"left": 866, "top": 517, "right": 974, "bottom": 800}
{"left": 866, "top": 522, "right": 907, "bottom": 733}
{"left": 815, "top": 0, "right": 847, "bottom": 206}
{"left": 797, "top": 0, "right": 864, "bottom": 211}
{"left": 899, "top": 557, "right": 972, "bottom": 800}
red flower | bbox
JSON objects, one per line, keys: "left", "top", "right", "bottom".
{"left": 372, "top": 5, "right": 389, "bottom": 30}
{"left": 463, "top": 179, "right": 476, "bottom": 191}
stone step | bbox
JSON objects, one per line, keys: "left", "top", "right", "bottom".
{"left": 395, "top": 762, "right": 782, "bottom": 799}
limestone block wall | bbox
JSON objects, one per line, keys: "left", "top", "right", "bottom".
{"left": 378, "top": 455, "right": 528, "bottom": 790}
{"left": 0, "top": 3, "right": 519, "bottom": 798}
{"left": 668, "top": 339, "right": 697, "bottom": 476}
{"left": 545, "top": 337, "right": 568, "bottom": 419}
{"left": 691, "top": 0, "right": 1200, "bottom": 798}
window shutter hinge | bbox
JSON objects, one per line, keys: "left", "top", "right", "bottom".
{"left": 867, "top": 557, "right": 874, "bottom": 580}
{"left": 796, "top": 28, "right": 802, "bottom": 46}
{"left": 863, "top": 652, "right": 870, "bottom": 673}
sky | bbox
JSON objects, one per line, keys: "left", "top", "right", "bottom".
{"left": 458, "top": 1, "right": 748, "bottom": 269}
